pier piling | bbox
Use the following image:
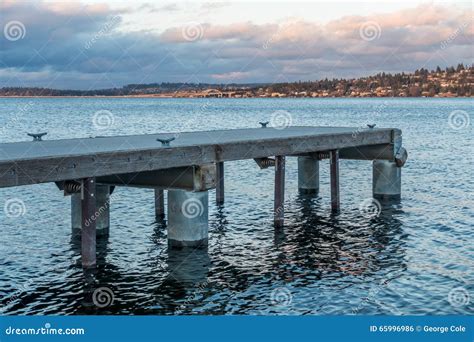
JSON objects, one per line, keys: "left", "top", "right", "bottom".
{"left": 274, "top": 155, "right": 286, "bottom": 227}
{"left": 330, "top": 150, "right": 340, "bottom": 212}
{"left": 373, "top": 160, "right": 401, "bottom": 201}
{"left": 72, "top": 184, "right": 110, "bottom": 237}
{"left": 155, "top": 189, "right": 165, "bottom": 219}
{"left": 167, "top": 190, "right": 209, "bottom": 248}
{"left": 298, "top": 156, "right": 319, "bottom": 194}
{"left": 216, "top": 162, "right": 224, "bottom": 205}
{"left": 81, "top": 177, "right": 97, "bottom": 268}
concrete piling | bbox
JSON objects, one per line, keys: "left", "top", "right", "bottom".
{"left": 167, "top": 190, "right": 209, "bottom": 248}
{"left": 298, "top": 156, "right": 319, "bottom": 194}
{"left": 373, "top": 160, "right": 401, "bottom": 201}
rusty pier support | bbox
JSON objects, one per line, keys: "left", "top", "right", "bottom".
{"left": 81, "top": 177, "right": 97, "bottom": 268}
{"left": 216, "top": 162, "right": 224, "bottom": 205}
{"left": 329, "top": 150, "right": 340, "bottom": 213}
{"left": 274, "top": 156, "right": 286, "bottom": 227}
{"left": 155, "top": 189, "right": 165, "bottom": 219}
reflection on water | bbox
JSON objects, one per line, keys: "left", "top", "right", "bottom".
{"left": 0, "top": 98, "right": 472, "bottom": 315}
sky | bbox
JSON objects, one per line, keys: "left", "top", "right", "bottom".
{"left": 0, "top": 0, "right": 472, "bottom": 89}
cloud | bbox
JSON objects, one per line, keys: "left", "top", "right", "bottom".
{"left": 211, "top": 71, "right": 252, "bottom": 81}
{"left": 137, "top": 2, "right": 180, "bottom": 13}
{"left": 0, "top": 1, "right": 472, "bottom": 89}
{"left": 161, "top": 22, "right": 276, "bottom": 43}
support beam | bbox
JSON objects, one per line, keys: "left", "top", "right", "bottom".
{"left": 167, "top": 190, "right": 208, "bottom": 248}
{"left": 338, "top": 144, "right": 394, "bottom": 161}
{"left": 216, "top": 162, "right": 224, "bottom": 205}
{"left": 373, "top": 160, "right": 401, "bottom": 201}
{"left": 274, "top": 156, "right": 286, "bottom": 227}
{"left": 155, "top": 189, "right": 165, "bottom": 219}
{"left": 81, "top": 177, "right": 97, "bottom": 268}
{"left": 329, "top": 150, "right": 340, "bottom": 213}
{"left": 72, "top": 184, "right": 110, "bottom": 237}
{"left": 97, "top": 164, "right": 216, "bottom": 192}
{"left": 298, "top": 156, "right": 319, "bottom": 194}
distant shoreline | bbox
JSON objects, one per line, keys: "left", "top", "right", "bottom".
{"left": 2, "top": 65, "right": 472, "bottom": 98}
{"left": 0, "top": 95, "right": 472, "bottom": 98}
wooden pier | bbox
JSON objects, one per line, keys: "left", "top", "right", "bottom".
{"left": 0, "top": 126, "right": 407, "bottom": 267}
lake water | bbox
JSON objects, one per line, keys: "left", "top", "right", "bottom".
{"left": 0, "top": 98, "right": 472, "bottom": 315}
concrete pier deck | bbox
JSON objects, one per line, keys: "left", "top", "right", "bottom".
{"left": 0, "top": 126, "right": 400, "bottom": 188}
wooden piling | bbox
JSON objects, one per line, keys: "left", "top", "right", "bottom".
{"left": 155, "top": 189, "right": 165, "bottom": 219}
{"left": 216, "top": 162, "right": 224, "bottom": 205}
{"left": 329, "top": 150, "right": 340, "bottom": 213}
{"left": 81, "top": 177, "right": 97, "bottom": 268}
{"left": 274, "top": 156, "right": 286, "bottom": 227}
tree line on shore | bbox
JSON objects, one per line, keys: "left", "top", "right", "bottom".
{"left": 1, "top": 64, "right": 472, "bottom": 97}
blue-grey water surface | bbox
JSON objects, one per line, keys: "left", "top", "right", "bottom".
{"left": 0, "top": 98, "right": 472, "bottom": 315}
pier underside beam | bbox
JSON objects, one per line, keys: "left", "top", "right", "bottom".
{"left": 373, "top": 160, "right": 401, "bottom": 201}
{"left": 296, "top": 143, "right": 397, "bottom": 161}
{"left": 274, "top": 156, "right": 286, "bottom": 227}
{"left": 97, "top": 164, "right": 216, "bottom": 192}
{"left": 330, "top": 150, "right": 340, "bottom": 213}
{"left": 216, "top": 162, "right": 224, "bottom": 205}
{"left": 338, "top": 144, "right": 395, "bottom": 161}
{"left": 298, "top": 156, "right": 319, "bottom": 194}
{"left": 167, "top": 190, "right": 209, "bottom": 248}
{"left": 81, "top": 177, "right": 97, "bottom": 268}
